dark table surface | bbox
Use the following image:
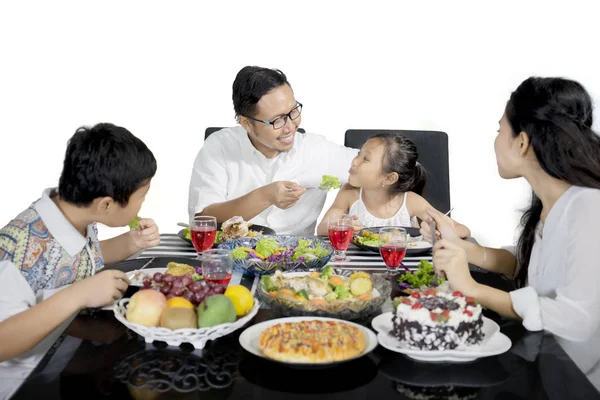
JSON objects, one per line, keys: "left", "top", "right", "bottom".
{"left": 11, "top": 257, "right": 600, "bottom": 400}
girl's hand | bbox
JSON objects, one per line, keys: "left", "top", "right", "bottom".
{"left": 351, "top": 215, "right": 362, "bottom": 234}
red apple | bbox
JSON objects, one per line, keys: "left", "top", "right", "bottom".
{"left": 126, "top": 289, "right": 167, "bottom": 327}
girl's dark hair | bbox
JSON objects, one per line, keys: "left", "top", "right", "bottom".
{"left": 369, "top": 133, "right": 428, "bottom": 196}
{"left": 58, "top": 123, "right": 157, "bottom": 207}
{"left": 507, "top": 77, "right": 600, "bottom": 287}
{"left": 232, "top": 66, "right": 291, "bottom": 118}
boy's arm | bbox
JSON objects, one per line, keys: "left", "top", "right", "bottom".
{"left": 0, "top": 264, "right": 129, "bottom": 362}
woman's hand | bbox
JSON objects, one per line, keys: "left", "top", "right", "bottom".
{"left": 420, "top": 208, "right": 462, "bottom": 245}
{"left": 432, "top": 239, "right": 479, "bottom": 296}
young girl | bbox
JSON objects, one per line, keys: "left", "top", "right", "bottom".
{"left": 316, "top": 133, "right": 470, "bottom": 237}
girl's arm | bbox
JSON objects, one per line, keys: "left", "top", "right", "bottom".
{"left": 408, "top": 192, "right": 471, "bottom": 238}
{"left": 316, "top": 184, "right": 357, "bottom": 235}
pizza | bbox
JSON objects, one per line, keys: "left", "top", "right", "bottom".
{"left": 258, "top": 320, "right": 367, "bottom": 363}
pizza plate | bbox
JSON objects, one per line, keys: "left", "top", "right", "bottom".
{"left": 238, "top": 316, "right": 377, "bottom": 368}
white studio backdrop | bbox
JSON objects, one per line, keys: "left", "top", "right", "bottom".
{"left": 1, "top": 0, "right": 599, "bottom": 249}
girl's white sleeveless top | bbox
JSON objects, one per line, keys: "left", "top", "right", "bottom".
{"left": 348, "top": 189, "right": 416, "bottom": 227}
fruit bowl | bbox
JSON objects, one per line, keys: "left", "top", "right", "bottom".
{"left": 113, "top": 298, "right": 260, "bottom": 349}
{"left": 217, "top": 235, "right": 333, "bottom": 276}
{"left": 257, "top": 270, "right": 391, "bottom": 321}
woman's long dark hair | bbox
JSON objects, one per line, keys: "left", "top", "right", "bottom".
{"left": 507, "top": 77, "right": 600, "bottom": 287}
{"left": 370, "top": 133, "right": 428, "bottom": 196}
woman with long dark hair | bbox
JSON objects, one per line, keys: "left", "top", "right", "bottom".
{"left": 424, "top": 76, "right": 600, "bottom": 388}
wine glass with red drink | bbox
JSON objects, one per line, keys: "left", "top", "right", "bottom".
{"left": 378, "top": 227, "right": 407, "bottom": 275}
{"left": 190, "top": 216, "right": 217, "bottom": 255}
{"left": 328, "top": 214, "right": 353, "bottom": 262}
{"left": 201, "top": 249, "right": 233, "bottom": 289}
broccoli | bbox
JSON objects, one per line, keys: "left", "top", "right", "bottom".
{"left": 255, "top": 238, "right": 279, "bottom": 257}
{"left": 334, "top": 285, "right": 352, "bottom": 299}
{"left": 183, "top": 227, "right": 191, "bottom": 240}
{"left": 324, "top": 292, "right": 338, "bottom": 301}
{"left": 319, "top": 175, "right": 341, "bottom": 190}
{"left": 128, "top": 216, "right": 141, "bottom": 230}
{"left": 320, "top": 265, "right": 334, "bottom": 280}
{"left": 261, "top": 275, "right": 280, "bottom": 292}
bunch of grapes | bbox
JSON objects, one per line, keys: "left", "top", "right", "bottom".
{"left": 142, "top": 272, "right": 225, "bottom": 306}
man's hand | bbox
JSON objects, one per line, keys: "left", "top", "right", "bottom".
{"left": 264, "top": 181, "right": 306, "bottom": 210}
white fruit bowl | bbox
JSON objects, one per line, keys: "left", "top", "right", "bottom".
{"left": 113, "top": 297, "right": 260, "bottom": 349}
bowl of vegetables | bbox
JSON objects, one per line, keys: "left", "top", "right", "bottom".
{"left": 257, "top": 266, "right": 390, "bottom": 320}
{"left": 217, "top": 235, "right": 333, "bottom": 276}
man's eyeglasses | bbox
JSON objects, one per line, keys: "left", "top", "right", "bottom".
{"left": 244, "top": 102, "right": 302, "bottom": 130}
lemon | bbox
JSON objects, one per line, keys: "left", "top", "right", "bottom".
{"left": 224, "top": 285, "right": 254, "bottom": 317}
{"left": 166, "top": 296, "right": 195, "bottom": 310}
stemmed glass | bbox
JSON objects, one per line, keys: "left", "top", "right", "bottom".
{"left": 378, "top": 227, "right": 408, "bottom": 275}
{"left": 190, "top": 216, "right": 217, "bottom": 256}
{"left": 327, "top": 214, "right": 354, "bottom": 262}
{"left": 201, "top": 249, "right": 234, "bottom": 288}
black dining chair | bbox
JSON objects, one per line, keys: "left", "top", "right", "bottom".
{"left": 205, "top": 127, "right": 306, "bottom": 140}
{"left": 344, "top": 129, "right": 451, "bottom": 215}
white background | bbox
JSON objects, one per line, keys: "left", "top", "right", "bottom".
{"left": 1, "top": 0, "right": 598, "bottom": 248}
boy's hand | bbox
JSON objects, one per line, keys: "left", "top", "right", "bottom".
{"left": 129, "top": 218, "right": 160, "bottom": 249}
{"left": 71, "top": 270, "right": 130, "bottom": 309}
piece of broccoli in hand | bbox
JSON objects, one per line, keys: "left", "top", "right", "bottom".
{"left": 128, "top": 216, "right": 140, "bottom": 230}
{"left": 334, "top": 285, "right": 352, "bottom": 299}
{"left": 320, "top": 265, "right": 334, "bottom": 280}
{"left": 319, "top": 175, "right": 341, "bottom": 190}
{"left": 261, "top": 275, "right": 280, "bottom": 292}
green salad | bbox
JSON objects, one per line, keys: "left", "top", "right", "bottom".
{"left": 397, "top": 259, "right": 443, "bottom": 290}
{"left": 232, "top": 238, "right": 330, "bottom": 263}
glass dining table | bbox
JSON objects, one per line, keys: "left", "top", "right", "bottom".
{"left": 10, "top": 234, "right": 600, "bottom": 400}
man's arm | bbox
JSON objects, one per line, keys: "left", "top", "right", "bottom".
{"left": 199, "top": 182, "right": 306, "bottom": 222}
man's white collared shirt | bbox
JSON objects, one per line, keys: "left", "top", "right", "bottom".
{"left": 188, "top": 127, "right": 358, "bottom": 236}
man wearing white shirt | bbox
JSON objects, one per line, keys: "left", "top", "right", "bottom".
{"left": 188, "top": 66, "right": 358, "bottom": 236}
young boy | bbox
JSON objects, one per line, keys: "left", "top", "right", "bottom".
{"left": 0, "top": 123, "right": 159, "bottom": 367}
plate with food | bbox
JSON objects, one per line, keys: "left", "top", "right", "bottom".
{"left": 178, "top": 216, "right": 276, "bottom": 246}
{"left": 218, "top": 235, "right": 333, "bottom": 276}
{"left": 239, "top": 316, "right": 377, "bottom": 367}
{"left": 257, "top": 266, "right": 390, "bottom": 320}
{"left": 352, "top": 227, "right": 432, "bottom": 255}
{"left": 128, "top": 261, "right": 203, "bottom": 287}
{"left": 375, "top": 287, "right": 511, "bottom": 362}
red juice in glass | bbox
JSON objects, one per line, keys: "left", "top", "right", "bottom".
{"left": 328, "top": 225, "right": 353, "bottom": 250}
{"left": 380, "top": 245, "right": 407, "bottom": 268}
{"left": 191, "top": 226, "right": 217, "bottom": 252}
{"left": 204, "top": 272, "right": 232, "bottom": 286}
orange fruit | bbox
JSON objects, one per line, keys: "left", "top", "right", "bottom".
{"left": 166, "top": 296, "right": 194, "bottom": 310}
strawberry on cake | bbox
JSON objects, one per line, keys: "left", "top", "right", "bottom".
{"left": 392, "top": 288, "right": 484, "bottom": 351}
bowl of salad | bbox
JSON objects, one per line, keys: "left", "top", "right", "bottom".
{"left": 217, "top": 235, "right": 333, "bottom": 276}
{"left": 257, "top": 266, "right": 391, "bottom": 320}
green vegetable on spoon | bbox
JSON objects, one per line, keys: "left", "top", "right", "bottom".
{"left": 319, "top": 175, "right": 341, "bottom": 190}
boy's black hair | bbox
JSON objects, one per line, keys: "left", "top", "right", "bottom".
{"left": 58, "top": 123, "right": 157, "bottom": 206}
